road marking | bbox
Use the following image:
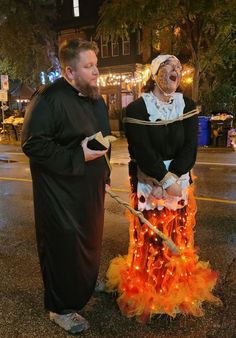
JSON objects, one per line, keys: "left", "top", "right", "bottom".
{"left": 196, "top": 161, "right": 236, "bottom": 167}
{"left": 0, "top": 176, "right": 32, "bottom": 182}
{"left": 195, "top": 196, "right": 236, "bottom": 204}
{"left": 0, "top": 178, "right": 236, "bottom": 205}
{"left": 1, "top": 153, "right": 236, "bottom": 167}
{"left": 112, "top": 160, "right": 236, "bottom": 167}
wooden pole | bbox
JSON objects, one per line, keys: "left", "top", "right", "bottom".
{"left": 106, "top": 189, "right": 181, "bottom": 255}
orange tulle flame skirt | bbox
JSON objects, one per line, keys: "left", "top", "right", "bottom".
{"left": 106, "top": 188, "right": 221, "bottom": 323}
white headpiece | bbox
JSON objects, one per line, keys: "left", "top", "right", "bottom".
{"left": 150, "top": 54, "right": 180, "bottom": 77}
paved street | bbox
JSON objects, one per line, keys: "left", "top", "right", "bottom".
{"left": 0, "top": 139, "right": 236, "bottom": 338}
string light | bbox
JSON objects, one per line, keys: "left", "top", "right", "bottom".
{"left": 98, "top": 64, "right": 194, "bottom": 92}
{"left": 97, "top": 69, "right": 149, "bottom": 88}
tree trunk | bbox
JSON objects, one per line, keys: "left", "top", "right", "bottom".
{"left": 192, "top": 57, "right": 200, "bottom": 103}
{"left": 142, "top": 27, "right": 152, "bottom": 63}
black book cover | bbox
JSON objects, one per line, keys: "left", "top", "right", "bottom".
{"left": 87, "top": 131, "right": 109, "bottom": 151}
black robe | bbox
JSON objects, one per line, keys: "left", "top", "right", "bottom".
{"left": 21, "top": 78, "right": 111, "bottom": 314}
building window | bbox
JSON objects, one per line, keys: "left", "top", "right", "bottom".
{"left": 122, "top": 37, "right": 130, "bottom": 55}
{"left": 73, "top": 0, "right": 80, "bottom": 17}
{"left": 111, "top": 40, "right": 119, "bottom": 57}
{"left": 101, "top": 36, "right": 110, "bottom": 58}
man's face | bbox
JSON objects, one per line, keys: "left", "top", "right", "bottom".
{"left": 68, "top": 49, "right": 99, "bottom": 98}
{"left": 154, "top": 57, "right": 182, "bottom": 94}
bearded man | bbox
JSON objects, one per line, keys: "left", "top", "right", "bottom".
{"left": 21, "top": 39, "right": 111, "bottom": 334}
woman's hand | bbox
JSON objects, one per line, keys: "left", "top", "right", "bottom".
{"left": 150, "top": 185, "right": 164, "bottom": 199}
{"left": 166, "top": 182, "right": 182, "bottom": 197}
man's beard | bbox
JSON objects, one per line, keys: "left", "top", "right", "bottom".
{"left": 76, "top": 81, "right": 100, "bottom": 100}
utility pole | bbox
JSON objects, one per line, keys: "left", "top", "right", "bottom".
{"left": 0, "top": 75, "right": 9, "bottom": 139}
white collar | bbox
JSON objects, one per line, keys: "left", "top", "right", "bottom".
{"left": 141, "top": 92, "right": 185, "bottom": 122}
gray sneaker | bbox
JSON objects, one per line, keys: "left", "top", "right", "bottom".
{"left": 94, "top": 279, "right": 106, "bottom": 292}
{"left": 49, "top": 311, "right": 90, "bottom": 334}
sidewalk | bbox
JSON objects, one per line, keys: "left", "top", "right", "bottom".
{"left": 114, "top": 136, "right": 234, "bottom": 149}
{"left": 0, "top": 137, "right": 235, "bottom": 164}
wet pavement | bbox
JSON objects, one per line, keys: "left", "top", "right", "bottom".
{"left": 0, "top": 139, "right": 236, "bottom": 338}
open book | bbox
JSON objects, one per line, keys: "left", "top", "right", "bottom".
{"left": 87, "top": 132, "right": 117, "bottom": 172}
{"left": 87, "top": 131, "right": 116, "bottom": 151}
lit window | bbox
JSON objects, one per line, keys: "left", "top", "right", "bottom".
{"left": 111, "top": 40, "right": 119, "bottom": 57}
{"left": 73, "top": 0, "right": 80, "bottom": 17}
{"left": 122, "top": 37, "right": 130, "bottom": 55}
{"left": 101, "top": 36, "right": 110, "bottom": 58}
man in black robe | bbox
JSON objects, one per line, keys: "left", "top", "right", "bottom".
{"left": 21, "top": 39, "right": 111, "bottom": 334}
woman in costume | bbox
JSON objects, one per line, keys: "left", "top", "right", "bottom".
{"left": 106, "top": 55, "right": 220, "bottom": 323}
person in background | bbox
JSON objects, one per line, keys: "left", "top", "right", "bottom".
{"left": 21, "top": 39, "right": 111, "bottom": 334}
{"left": 106, "top": 54, "right": 220, "bottom": 322}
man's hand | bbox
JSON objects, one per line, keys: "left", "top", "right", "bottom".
{"left": 166, "top": 182, "right": 182, "bottom": 197}
{"left": 81, "top": 137, "right": 107, "bottom": 162}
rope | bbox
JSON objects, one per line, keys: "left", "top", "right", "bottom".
{"left": 106, "top": 188, "right": 181, "bottom": 255}
{"left": 123, "top": 109, "right": 199, "bottom": 126}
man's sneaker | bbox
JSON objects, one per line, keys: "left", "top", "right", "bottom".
{"left": 49, "top": 311, "right": 90, "bottom": 334}
{"left": 94, "top": 279, "right": 106, "bottom": 292}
